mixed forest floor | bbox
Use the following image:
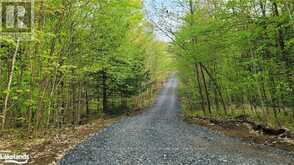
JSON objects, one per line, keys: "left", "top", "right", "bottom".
{"left": 60, "top": 76, "right": 294, "bottom": 165}
{"left": 0, "top": 116, "right": 120, "bottom": 165}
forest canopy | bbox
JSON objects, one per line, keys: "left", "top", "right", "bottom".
{"left": 0, "top": 0, "right": 172, "bottom": 132}
{"left": 172, "top": 0, "right": 294, "bottom": 130}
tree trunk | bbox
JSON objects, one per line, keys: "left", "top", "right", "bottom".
{"left": 194, "top": 64, "right": 206, "bottom": 115}
{"left": 200, "top": 63, "right": 227, "bottom": 115}
{"left": 200, "top": 66, "right": 212, "bottom": 114}
{"left": 2, "top": 39, "right": 20, "bottom": 130}
{"left": 85, "top": 88, "right": 89, "bottom": 118}
{"left": 102, "top": 70, "right": 108, "bottom": 113}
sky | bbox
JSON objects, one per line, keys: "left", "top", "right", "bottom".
{"left": 143, "top": 0, "right": 186, "bottom": 42}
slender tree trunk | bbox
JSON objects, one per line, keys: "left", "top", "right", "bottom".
{"left": 28, "top": 45, "right": 34, "bottom": 132}
{"left": 77, "top": 81, "right": 82, "bottom": 125}
{"left": 102, "top": 70, "right": 108, "bottom": 113}
{"left": 72, "top": 78, "right": 76, "bottom": 126}
{"left": 200, "top": 63, "right": 227, "bottom": 114}
{"left": 269, "top": 75, "right": 282, "bottom": 127}
{"left": 85, "top": 88, "right": 89, "bottom": 118}
{"left": 2, "top": 39, "right": 20, "bottom": 130}
{"left": 200, "top": 66, "right": 212, "bottom": 114}
{"left": 194, "top": 64, "right": 206, "bottom": 115}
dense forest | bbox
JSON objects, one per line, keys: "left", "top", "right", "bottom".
{"left": 0, "top": 0, "right": 293, "bottom": 137}
{"left": 0, "top": 0, "right": 171, "bottom": 134}
{"left": 0, "top": 1, "right": 293, "bottom": 164}
{"left": 172, "top": 0, "right": 293, "bottom": 130}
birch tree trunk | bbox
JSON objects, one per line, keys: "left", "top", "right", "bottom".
{"left": 2, "top": 39, "right": 20, "bottom": 130}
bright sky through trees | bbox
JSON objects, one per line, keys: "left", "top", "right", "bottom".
{"left": 143, "top": 0, "right": 185, "bottom": 42}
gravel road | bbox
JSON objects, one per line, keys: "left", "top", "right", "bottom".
{"left": 60, "top": 76, "right": 294, "bottom": 165}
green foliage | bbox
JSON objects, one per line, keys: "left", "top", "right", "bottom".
{"left": 0, "top": 0, "right": 171, "bottom": 131}
{"left": 174, "top": 0, "right": 294, "bottom": 129}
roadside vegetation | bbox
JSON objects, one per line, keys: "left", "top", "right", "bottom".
{"left": 0, "top": 0, "right": 171, "bottom": 137}
{"left": 1, "top": 0, "right": 293, "bottom": 163}
{"left": 171, "top": 0, "right": 294, "bottom": 131}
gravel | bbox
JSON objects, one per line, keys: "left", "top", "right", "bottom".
{"left": 60, "top": 76, "right": 294, "bottom": 165}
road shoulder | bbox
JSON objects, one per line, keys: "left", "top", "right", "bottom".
{"left": 184, "top": 115, "right": 294, "bottom": 152}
